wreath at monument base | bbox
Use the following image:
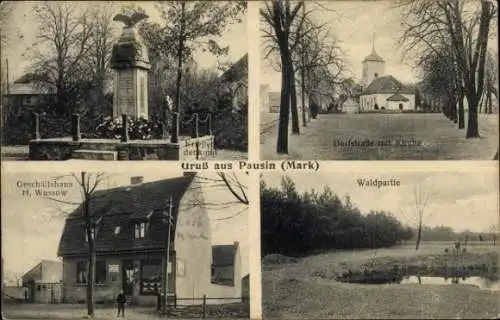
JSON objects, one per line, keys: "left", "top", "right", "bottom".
{"left": 95, "top": 116, "right": 163, "bottom": 140}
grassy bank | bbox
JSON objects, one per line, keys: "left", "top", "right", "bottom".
{"left": 262, "top": 243, "right": 500, "bottom": 319}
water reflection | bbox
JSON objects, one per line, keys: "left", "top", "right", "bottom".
{"left": 400, "top": 275, "right": 500, "bottom": 291}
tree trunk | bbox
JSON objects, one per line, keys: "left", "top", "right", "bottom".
{"left": 449, "top": 94, "right": 457, "bottom": 123}
{"left": 277, "top": 52, "right": 290, "bottom": 154}
{"left": 458, "top": 88, "right": 465, "bottom": 129}
{"left": 415, "top": 220, "right": 422, "bottom": 251}
{"left": 290, "top": 65, "right": 299, "bottom": 135}
{"left": 172, "top": 2, "right": 186, "bottom": 144}
{"left": 486, "top": 91, "right": 492, "bottom": 114}
{"left": 466, "top": 94, "right": 480, "bottom": 138}
{"left": 301, "top": 67, "right": 307, "bottom": 127}
{"left": 87, "top": 245, "right": 96, "bottom": 316}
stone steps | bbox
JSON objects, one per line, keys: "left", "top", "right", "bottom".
{"left": 72, "top": 149, "right": 117, "bottom": 160}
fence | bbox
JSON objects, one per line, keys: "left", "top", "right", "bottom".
{"left": 31, "top": 112, "right": 212, "bottom": 143}
{"left": 178, "top": 112, "right": 213, "bottom": 139}
{"left": 159, "top": 295, "right": 248, "bottom": 319}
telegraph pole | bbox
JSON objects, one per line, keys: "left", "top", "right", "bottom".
{"left": 161, "top": 196, "right": 174, "bottom": 314}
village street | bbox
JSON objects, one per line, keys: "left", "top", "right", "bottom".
{"left": 260, "top": 113, "right": 499, "bottom": 160}
{"left": 2, "top": 302, "right": 248, "bottom": 320}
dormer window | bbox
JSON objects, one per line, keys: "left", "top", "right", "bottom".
{"left": 134, "top": 222, "right": 146, "bottom": 239}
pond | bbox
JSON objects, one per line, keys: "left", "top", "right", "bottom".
{"left": 342, "top": 275, "right": 500, "bottom": 291}
{"left": 401, "top": 276, "right": 500, "bottom": 291}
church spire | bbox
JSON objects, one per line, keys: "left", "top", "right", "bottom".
{"left": 371, "top": 32, "right": 376, "bottom": 53}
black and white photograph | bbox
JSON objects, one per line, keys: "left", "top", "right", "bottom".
{"left": 260, "top": 168, "right": 499, "bottom": 319}
{"left": 2, "top": 170, "right": 250, "bottom": 319}
{"left": 260, "top": 0, "right": 499, "bottom": 160}
{"left": 1, "top": 1, "right": 248, "bottom": 161}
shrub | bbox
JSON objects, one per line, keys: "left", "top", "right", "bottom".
{"left": 310, "top": 102, "right": 319, "bottom": 119}
{"left": 212, "top": 100, "right": 248, "bottom": 151}
{"left": 94, "top": 116, "right": 163, "bottom": 140}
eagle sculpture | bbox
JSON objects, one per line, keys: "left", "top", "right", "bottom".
{"left": 113, "top": 12, "right": 149, "bottom": 28}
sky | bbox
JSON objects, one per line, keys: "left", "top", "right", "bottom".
{"left": 2, "top": 1, "right": 247, "bottom": 83}
{"left": 1, "top": 171, "right": 249, "bottom": 280}
{"left": 262, "top": 170, "right": 499, "bottom": 233}
{"left": 260, "top": 0, "right": 499, "bottom": 92}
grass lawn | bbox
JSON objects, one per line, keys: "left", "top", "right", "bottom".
{"left": 262, "top": 242, "right": 500, "bottom": 319}
{"left": 1, "top": 302, "right": 249, "bottom": 319}
{"left": 260, "top": 113, "right": 499, "bottom": 160}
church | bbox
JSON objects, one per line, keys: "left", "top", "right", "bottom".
{"left": 359, "top": 43, "right": 415, "bottom": 112}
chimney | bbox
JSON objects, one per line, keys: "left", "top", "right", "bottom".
{"left": 183, "top": 172, "right": 197, "bottom": 177}
{"left": 130, "top": 176, "right": 144, "bottom": 185}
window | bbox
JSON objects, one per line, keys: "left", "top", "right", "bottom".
{"left": 134, "top": 222, "right": 146, "bottom": 239}
{"left": 140, "top": 259, "right": 162, "bottom": 295}
{"left": 76, "top": 261, "right": 87, "bottom": 284}
{"left": 76, "top": 261, "right": 107, "bottom": 284}
{"left": 114, "top": 226, "right": 121, "bottom": 236}
{"left": 95, "top": 261, "right": 107, "bottom": 284}
{"left": 23, "top": 96, "right": 33, "bottom": 105}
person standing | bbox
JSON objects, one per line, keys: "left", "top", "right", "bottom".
{"left": 116, "top": 290, "right": 126, "bottom": 317}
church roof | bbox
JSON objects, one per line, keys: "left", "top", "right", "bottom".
{"left": 361, "top": 75, "right": 414, "bottom": 95}
{"left": 386, "top": 93, "right": 410, "bottom": 102}
{"left": 363, "top": 49, "right": 385, "bottom": 63}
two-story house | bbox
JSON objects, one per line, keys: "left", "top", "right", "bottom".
{"left": 57, "top": 173, "right": 232, "bottom": 306}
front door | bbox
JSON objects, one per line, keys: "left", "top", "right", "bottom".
{"left": 27, "top": 280, "right": 35, "bottom": 302}
{"left": 122, "top": 260, "right": 136, "bottom": 296}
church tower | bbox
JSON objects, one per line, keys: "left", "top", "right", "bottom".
{"left": 361, "top": 34, "right": 385, "bottom": 88}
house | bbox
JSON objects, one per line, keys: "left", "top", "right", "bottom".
{"left": 359, "top": 43, "right": 415, "bottom": 112}
{"left": 220, "top": 54, "right": 248, "bottom": 112}
{"left": 260, "top": 84, "right": 270, "bottom": 112}
{"left": 57, "top": 173, "right": 237, "bottom": 306}
{"left": 268, "top": 92, "right": 280, "bottom": 113}
{"left": 342, "top": 97, "right": 360, "bottom": 114}
{"left": 268, "top": 89, "right": 309, "bottom": 114}
{"left": 2, "top": 74, "right": 55, "bottom": 122}
{"left": 21, "top": 260, "right": 63, "bottom": 303}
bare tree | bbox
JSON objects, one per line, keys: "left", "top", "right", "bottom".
{"left": 84, "top": 4, "right": 116, "bottom": 119}
{"left": 401, "top": 183, "right": 433, "bottom": 251}
{"left": 261, "top": 0, "right": 304, "bottom": 153}
{"left": 47, "top": 172, "right": 110, "bottom": 317}
{"left": 480, "top": 50, "right": 498, "bottom": 114}
{"left": 398, "top": 0, "right": 497, "bottom": 138}
{"left": 30, "top": 2, "right": 95, "bottom": 116}
{"left": 489, "top": 224, "right": 498, "bottom": 246}
{"left": 152, "top": 1, "right": 246, "bottom": 143}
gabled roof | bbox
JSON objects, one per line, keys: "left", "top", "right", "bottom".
{"left": 212, "top": 243, "right": 238, "bottom": 267}
{"left": 361, "top": 75, "right": 415, "bottom": 95}
{"left": 387, "top": 93, "right": 410, "bottom": 102}
{"left": 22, "top": 260, "right": 62, "bottom": 279}
{"left": 6, "top": 83, "right": 53, "bottom": 96}
{"left": 220, "top": 54, "right": 248, "bottom": 83}
{"left": 57, "top": 174, "right": 196, "bottom": 257}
